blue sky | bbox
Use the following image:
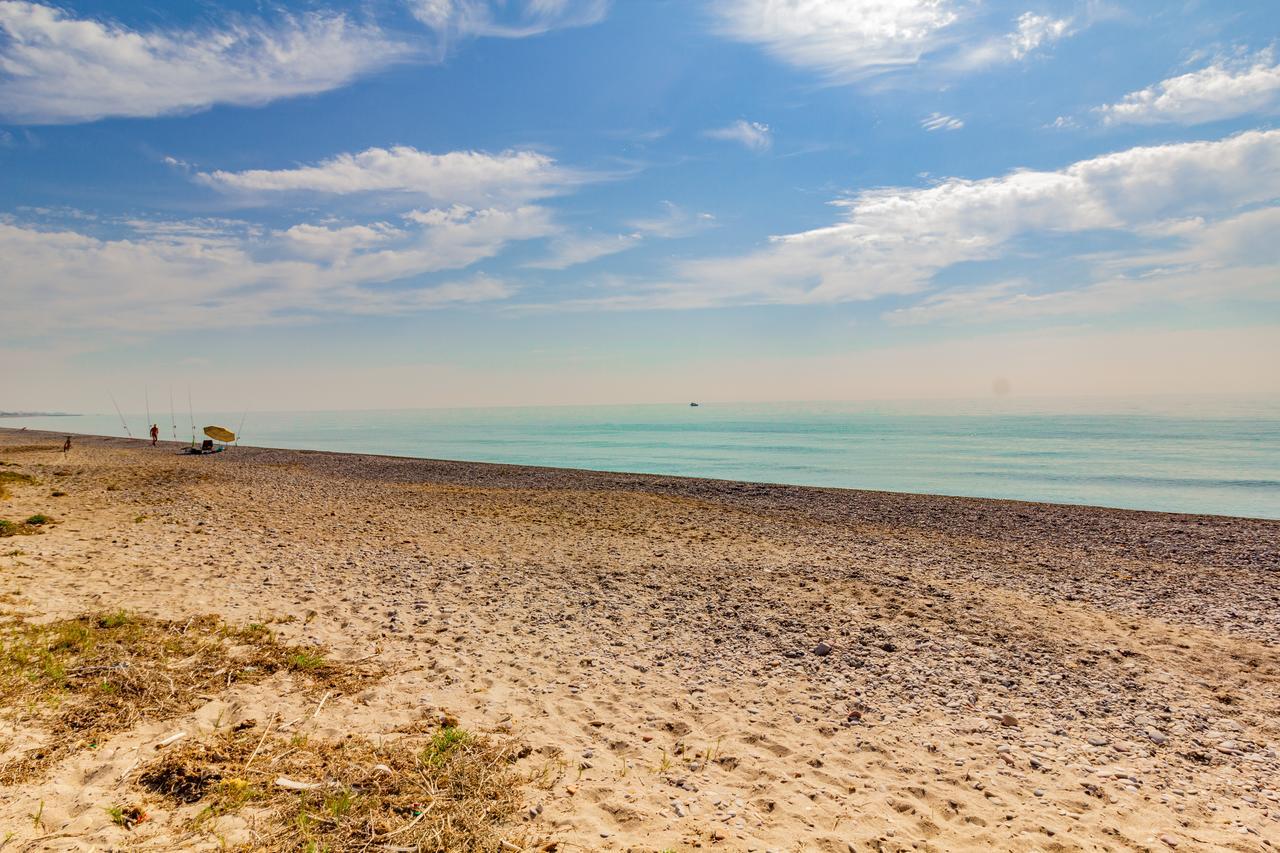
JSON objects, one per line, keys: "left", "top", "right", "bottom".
{"left": 2, "top": 0, "right": 1279, "bottom": 411}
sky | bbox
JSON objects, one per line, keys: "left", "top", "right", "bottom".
{"left": 2, "top": 0, "right": 1279, "bottom": 412}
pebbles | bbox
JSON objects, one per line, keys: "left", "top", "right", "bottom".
{"left": 4, "top": 429, "right": 1277, "bottom": 853}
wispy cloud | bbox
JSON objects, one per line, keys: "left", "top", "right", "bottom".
{"left": 524, "top": 232, "right": 642, "bottom": 270}
{"left": 0, "top": 206, "right": 542, "bottom": 335}
{"left": 704, "top": 119, "right": 772, "bottom": 151}
{"left": 922, "top": 112, "right": 964, "bottom": 132}
{"left": 525, "top": 202, "right": 715, "bottom": 270}
{"left": 712, "top": 1, "right": 1080, "bottom": 83}
{"left": 0, "top": 140, "right": 602, "bottom": 332}
{"left": 0, "top": 2, "right": 414, "bottom": 124}
{"left": 197, "top": 146, "right": 584, "bottom": 207}
{"left": 1008, "top": 12, "right": 1072, "bottom": 59}
{"left": 555, "top": 130, "right": 1280, "bottom": 311}
{"left": 626, "top": 201, "right": 716, "bottom": 238}
{"left": 885, "top": 211, "right": 1280, "bottom": 324}
{"left": 951, "top": 10, "right": 1074, "bottom": 71}
{"left": 1098, "top": 50, "right": 1280, "bottom": 126}
{"left": 406, "top": 0, "right": 608, "bottom": 39}
{"left": 712, "top": 0, "right": 958, "bottom": 81}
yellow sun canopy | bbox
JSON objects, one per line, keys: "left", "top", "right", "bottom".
{"left": 203, "top": 426, "right": 236, "bottom": 442}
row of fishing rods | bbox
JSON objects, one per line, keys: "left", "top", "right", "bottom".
{"left": 108, "top": 386, "right": 246, "bottom": 446}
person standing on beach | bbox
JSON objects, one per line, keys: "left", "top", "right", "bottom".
{"left": 62, "top": 436, "right": 71, "bottom": 455}
{"left": 150, "top": 423, "right": 160, "bottom": 446}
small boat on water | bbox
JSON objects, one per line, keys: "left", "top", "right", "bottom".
{"left": 689, "top": 402, "right": 700, "bottom": 407}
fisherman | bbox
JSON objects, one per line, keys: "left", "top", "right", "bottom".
{"left": 150, "top": 423, "right": 160, "bottom": 446}
{"left": 62, "top": 436, "right": 71, "bottom": 455}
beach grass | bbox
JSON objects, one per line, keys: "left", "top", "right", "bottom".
{"left": 0, "top": 612, "right": 379, "bottom": 784}
{"left": 0, "top": 519, "right": 43, "bottom": 537}
{"left": 138, "top": 719, "right": 525, "bottom": 851}
{"left": 0, "top": 608, "right": 527, "bottom": 847}
{"left": 0, "top": 471, "right": 38, "bottom": 500}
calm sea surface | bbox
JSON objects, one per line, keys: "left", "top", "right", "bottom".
{"left": 6, "top": 396, "right": 1279, "bottom": 519}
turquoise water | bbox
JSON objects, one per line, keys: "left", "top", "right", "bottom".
{"left": 5, "top": 396, "right": 1279, "bottom": 519}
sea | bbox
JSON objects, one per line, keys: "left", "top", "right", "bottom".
{"left": 5, "top": 395, "right": 1279, "bottom": 520}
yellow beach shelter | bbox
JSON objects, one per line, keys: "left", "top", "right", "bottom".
{"left": 203, "top": 425, "right": 236, "bottom": 443}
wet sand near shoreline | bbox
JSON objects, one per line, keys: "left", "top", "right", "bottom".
{"left": 1, "top": 428, "right": 1277, "bottom": 851}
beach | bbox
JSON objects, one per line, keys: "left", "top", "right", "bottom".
{"left": 1, "top": 427, "right": 1277, "bottom": 851}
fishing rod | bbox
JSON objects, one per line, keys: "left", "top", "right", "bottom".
{"left": 144, "top": 387, "right": 151, "bottom": 435}
{"left": 187, "top": 385, "right": 196, "bottom": 447}
{"left": 108, "top": 392, "right": 132, "bottom": 438}
{"left": 169, "top": 386, "right": 178, "bottom": 442}
{"left": 236, "top": 409, "right": 247, "bottom": 448}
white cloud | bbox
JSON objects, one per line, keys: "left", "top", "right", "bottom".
{"left": 407, "top": 0, "right": 607, "bottom": 39}
{"left": 922, "top": 112, "right": 964, "bottom": 131}
{"left": 525, "top": 232, "right": 642, "bottom": 269}
{"left": 886, "top": 279, "right": 1035, "bottom": 324}
{"left": 367, "top": 204, "right": 556, "bottom": 275}
{"left": 704, "top": 119, "right": 772, "bottom": 151}
{"left": 0, "top": 2, "right": 413, "bottom": 124}
{"left": 277, "top": 222, "right": 401, "bottom": 260}
{"left": 712, "top": 0, "right": 958, "bottom": 80}
{"left": 885, "top": 244, "right": 1280, "bottom": 325}
{"left": 950, "top": 10, "right": 1073, "bottom": 70}
{"left": 561, "top": 130, "right": 1280, "bottom": 310}
{"left": 0, "top": 202, "right": 555, "bottom": 334}
{"left": 1107, "top": 205, "right": 1280, "bottom": 273}
{"left": 197, "top": 146, "right": 581, "bottom": 207}
{"left": 627, "top": 201, "right": 716, "bottom": 238}
{"left": 1098, "top": 51, "right": 1280, "bottom": 126}
{"left": 34, "top": 143, "right": 585, "bottom": 321}
{"left": 338, "top": 273, "right": 515, "bottom": 315}
{"left": 525, "top": 203, "right": 714, "bottom": 270}
{"left": 1008, "top": 12, "right": 1071, "bottom": 59}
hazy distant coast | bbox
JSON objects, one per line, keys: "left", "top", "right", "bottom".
{"left": 2, "top": 397, "right": 1277, "bottom": 519}
{"left": 0, "top": 411, "right": 77, "bottom": 417}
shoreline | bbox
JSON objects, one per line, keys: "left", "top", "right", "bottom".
{"left": 6, "top": 425, "right": 1277, "bottom": 526}
{"left": 0, "top": 427, "right": 1277, "bottom": 850}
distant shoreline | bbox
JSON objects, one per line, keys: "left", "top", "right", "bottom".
{"left": 0, "top": 412, "right": 78, "bottom": 418}
{"left": 3, "top": 426, "right": 1277, "bottom": 528}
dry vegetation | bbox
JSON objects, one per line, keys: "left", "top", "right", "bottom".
{"left": 0, "top": 515, "right": 52, "bottom": 538}
{"left": 0, "top": 611, "right": 530, "bottom": 849}
{"left": 0, "top": 612, "right": 375, "bottom": 784}
{"left": 137, "top": 720, "right": 527, "bottom": 851}
{"left": 0, "top": 470, "right": 38, "bottom": 501}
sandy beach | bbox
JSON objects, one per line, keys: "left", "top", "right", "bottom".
{"left": 0, "top": 427, "right": 1277, "bottom": 852}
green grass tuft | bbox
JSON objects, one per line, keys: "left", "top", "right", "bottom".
{"left": 286, "top": 651, "right": 327, "bottom": 671}
{"left": 422, "top": 725, "right": 471, "bottom": 767}
{"left": 97, "top": 611, "right": 132, "bottom": 629}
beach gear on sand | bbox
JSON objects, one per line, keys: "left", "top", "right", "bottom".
{"left": 203, "top": 425, "right": 236, "bottom": 443}
{"left": 180, "top": 425, "right": 235, "bottom": 454}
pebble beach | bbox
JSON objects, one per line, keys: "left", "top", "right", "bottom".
{"left": 1, "top": 428, "right": 1278, "bottom": 851}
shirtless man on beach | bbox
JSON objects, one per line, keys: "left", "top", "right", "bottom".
{"left": 150, "top": 424, "right": 160, "bottom": 446}
{"left": 62, "top": 436, "right": 71, "bottom": 455}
